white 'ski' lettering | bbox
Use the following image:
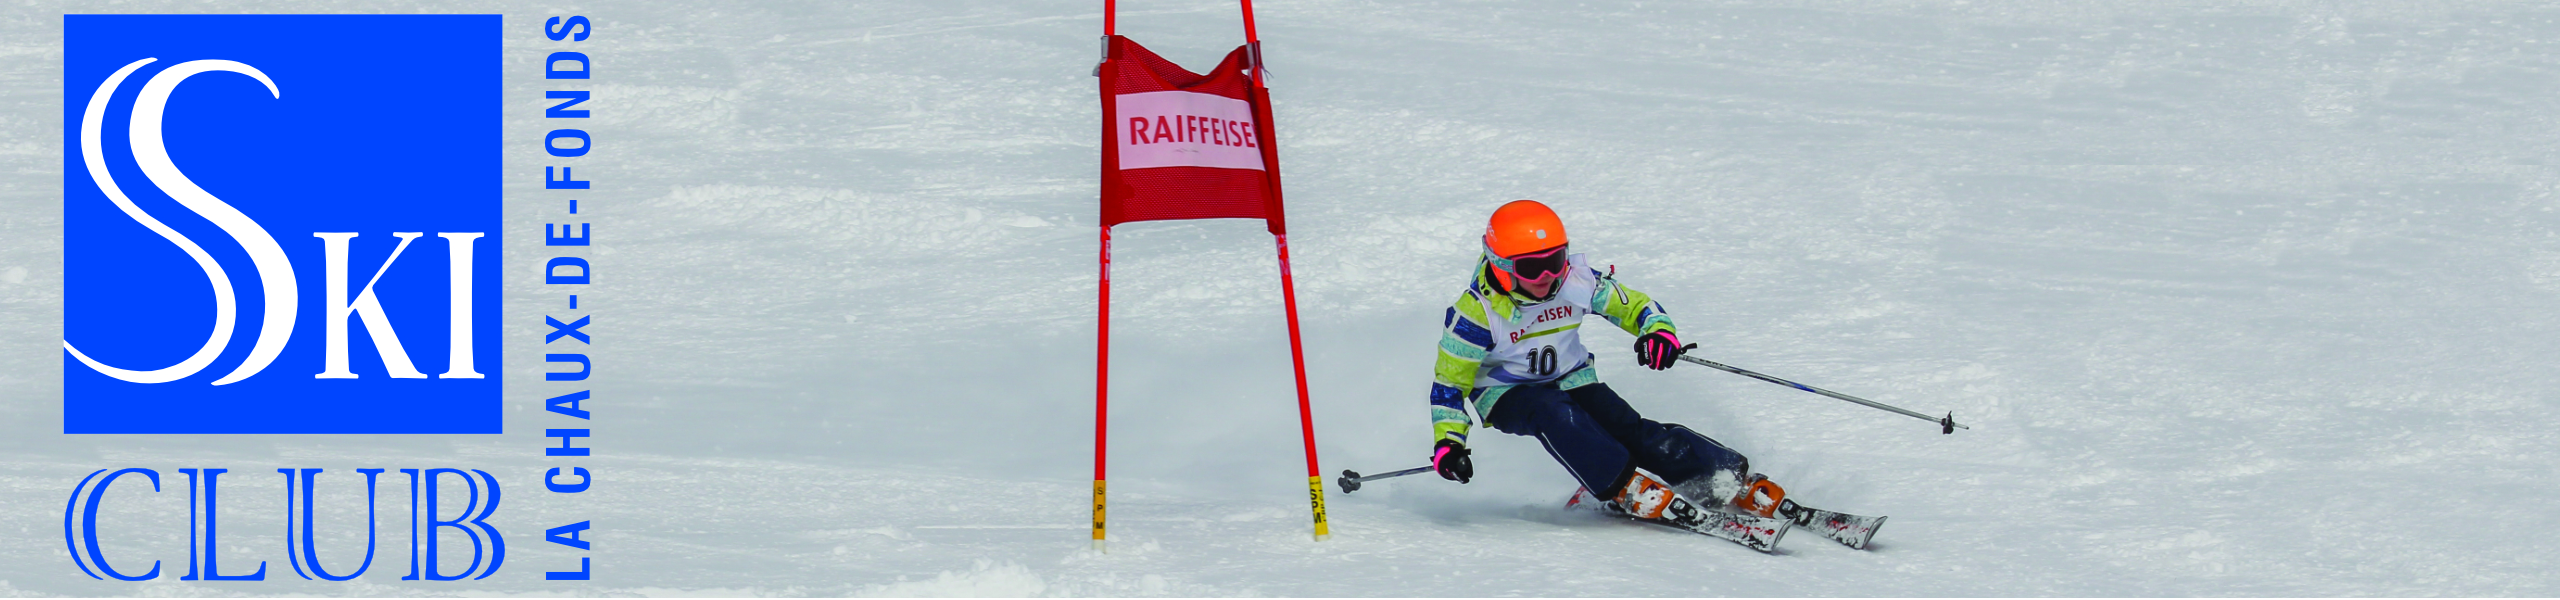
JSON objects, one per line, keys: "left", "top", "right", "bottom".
{"left": 63, "top": 58, "right": 484, "bottom": 385}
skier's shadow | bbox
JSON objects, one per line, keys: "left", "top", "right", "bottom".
{"left": 1377, "top": 490, "right": 1576, "bottom": 528}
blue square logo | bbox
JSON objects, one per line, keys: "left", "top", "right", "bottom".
{"left": 63, "top": 15, "right": 501, "bottom": 434}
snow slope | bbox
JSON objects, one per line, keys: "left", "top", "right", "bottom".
{"left": 2, "top": 0, "right": 2557, "bottom": 595}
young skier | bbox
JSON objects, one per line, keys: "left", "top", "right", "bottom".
{"left": 1427, "top": 199, "right": 1787, "bottom": 520}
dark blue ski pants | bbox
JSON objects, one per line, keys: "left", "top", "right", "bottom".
{"left": 1483, "top": 382, "right": 1749, "bottom": 498}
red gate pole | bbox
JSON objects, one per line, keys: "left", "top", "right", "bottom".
{"left": 1272, "top": 234, "right": 1330, "bottom": 541}
{"left": 1239, "top": 0, "right": 1261, "bottom": 49}
{"left": 1093, "top": 225, "right": 1112, "bottom": 551}
{"left": 1094, "top": 0, "right": 1116, "bottom": 553}
{"left": 1240, "top": 0, "right": 1266, "bottom": 87}
{"left": 1240, "top": 0, "right": 1330, "bottom": 542}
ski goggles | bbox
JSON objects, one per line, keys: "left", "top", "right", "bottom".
{"left": 1487, "top": 244, "right": 1570, "bottom": 284}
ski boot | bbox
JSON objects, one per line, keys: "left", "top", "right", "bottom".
{"left": 1610, "top": 470, "right": 1677, "bottom": 519}
{"left": 1731, "top": 474, "right": 1786, "bottom": 517}
{"left": 1575, "top": 470, "right": 1793, "bottom": 552}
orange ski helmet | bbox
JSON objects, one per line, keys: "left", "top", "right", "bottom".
{"left": 1483, "top": 200, "right": 1571, "bottom": 294}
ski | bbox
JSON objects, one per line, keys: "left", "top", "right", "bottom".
{"left": 1776, "top": 499, "right": 1886, "bottom": 550}
{"left": 1567, "top": 487, "right": 1790, "bottom": 553}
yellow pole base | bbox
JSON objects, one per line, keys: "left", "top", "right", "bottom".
{"left": 1306, "top": 475, "right": 1331, "bottom": 542}
{"left": 1091, "top": 479, "right": 1107, "bottom": 552}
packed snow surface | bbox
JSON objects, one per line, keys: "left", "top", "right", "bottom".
{"left": 2, "top": 0, "right": 2557, "bottom": 595}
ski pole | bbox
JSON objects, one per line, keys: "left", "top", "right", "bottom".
{"left": 1335, "top": 466, "right": 1431, "bottom": 493}
{"left": 1678, "top": 354, "right": 1969, "bottom": 434}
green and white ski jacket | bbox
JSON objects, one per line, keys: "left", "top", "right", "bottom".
{"left": 1429, "top": 253, "right": 1676, "bottom": 446}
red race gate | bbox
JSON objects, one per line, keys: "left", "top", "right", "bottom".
{"left": 1091, "top": 0, "right": 1328, "bottom": 550}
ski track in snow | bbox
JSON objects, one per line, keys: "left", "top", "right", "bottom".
{"left": 3, "top": 0, "right": 2558, "bottom": 595}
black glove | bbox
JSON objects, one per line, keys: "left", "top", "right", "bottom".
{"left": 1634, "top": 331, "right": 1694, "bottom": 370}
{"left": 1432, "top": 438, "right": 1473, "bottom": 484}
